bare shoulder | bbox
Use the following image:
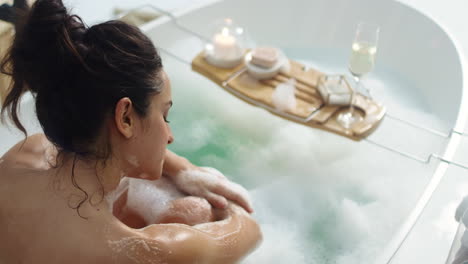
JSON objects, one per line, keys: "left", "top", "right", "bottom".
{"left": 0, "top": 133, "right": 56, "bottom": 170}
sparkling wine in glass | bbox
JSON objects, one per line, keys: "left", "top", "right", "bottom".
{"left": 349, "top": 42, "right": 377, "bottom": 78}
{"left": 337, "top": 22, "right": 380, "bottom": 129}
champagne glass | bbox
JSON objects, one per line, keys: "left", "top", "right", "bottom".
{"left": 337, "top": 22, "right": 380, "bottom": 129}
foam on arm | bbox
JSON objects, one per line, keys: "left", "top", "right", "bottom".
{"left": 137, "top": 204, "right": 262, "bottom": 264}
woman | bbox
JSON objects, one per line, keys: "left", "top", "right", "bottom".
{"left": 0, "top": 0, "right": 262, "bottom": 263}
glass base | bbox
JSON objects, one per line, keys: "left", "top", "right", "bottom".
{"left": 337, "top": 109, "right": 363, "bottom": 129}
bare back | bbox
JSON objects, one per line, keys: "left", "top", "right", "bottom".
{"left": 0, "top": 135, "right": 132, "bottom": 263}
{"left": 0, "top": 161, "right": 125, "bottom": 263}
{"left": 0, "top": 134, "right": 261, "bottom": 264}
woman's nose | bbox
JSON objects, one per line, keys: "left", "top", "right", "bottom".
{"left": 167, "top": 127, "right": 174, "bottom": 144}
{"left": 168, "top": 134, "right": 174, "bottom": 144}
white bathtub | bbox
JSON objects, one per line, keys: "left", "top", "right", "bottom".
{"left": 0, "top": 93, "right": 42, "bottom": 155}
{"left": 1, "top": 0, "right": 467, "bottom": 263}
{"left": 140, "top": 0, "right": 468, "bottom": 263}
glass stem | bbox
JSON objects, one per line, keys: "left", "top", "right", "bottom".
{"left": 350, "top": 76, "right": 360, "bottom": 116}
{"left": 356, "top": 75, "right": 372, "bottom": 99}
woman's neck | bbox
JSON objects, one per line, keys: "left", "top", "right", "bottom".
{"left": 54, "top": 153, "right": 123, "bottom": 197}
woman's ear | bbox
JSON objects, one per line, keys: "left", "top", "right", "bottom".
{"left": 114, "top": 97, "right": 135, "bottom": 139}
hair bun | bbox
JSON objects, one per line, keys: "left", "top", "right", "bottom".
{"left": 13, "top": 0, "right": 88, "bottom": 92}
{"left": 1, "top": 0, "right": 163, "bottom": 161}
{"left": 0, "top": 0, "right": 89, "bottom": 133}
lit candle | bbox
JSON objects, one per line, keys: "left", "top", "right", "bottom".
{"left": 213, "top": 27, "right": 241, "bottom": 60}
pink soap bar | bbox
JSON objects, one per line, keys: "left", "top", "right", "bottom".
{"left": 251, "top": 47, "right": 279, "bottom": 68}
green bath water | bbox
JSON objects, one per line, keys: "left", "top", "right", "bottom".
{"left": 160, "top": 49, "right": 442, "bottom": 263}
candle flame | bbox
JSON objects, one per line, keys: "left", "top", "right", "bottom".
{"left": 221, "top": 27, "right": 230, "bottom": 36}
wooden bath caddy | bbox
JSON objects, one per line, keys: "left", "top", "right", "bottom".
{"left": 191, "top": 51, "right": 386, "bottom": 140}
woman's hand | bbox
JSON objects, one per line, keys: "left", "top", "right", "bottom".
{"left": 162, "top": 149, "right": 253, "bottom": 213}
{"left": 157, "top": 196, "right": 215, "bottom": 225}
{"left": 171, "top": 167, "right": 254, "bottom": 213}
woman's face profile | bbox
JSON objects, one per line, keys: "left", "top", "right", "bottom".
{"left": 123, "top": 70, "right": 174, "bottom": 180}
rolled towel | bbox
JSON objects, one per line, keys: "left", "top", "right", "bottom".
{"left": 452, "top": 245, "right": 468, "bottom": 264}
{"left": 454, "top": 196, "right": 468, "bottom": 250}
{"left": 462, "top": 231, "right": 468, "bottom": 249}
{"left": 456, "top": 196, "right": 468, "bottom": 222}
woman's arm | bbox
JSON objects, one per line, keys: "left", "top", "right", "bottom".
{"left": 162, "top": 149, "right": 254, "bottom": 213}
{"left": 131, "top": 203, "right": 262, "bottom": 264}
{"left": 111, "top": 179, "right": 215, "bottom": 228}
{"left": 1, "top": 133, "right": 57, "bottom": 170}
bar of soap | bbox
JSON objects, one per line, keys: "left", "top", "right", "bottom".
{"left": 251, "top": 47, "right": 279, "bottom": 68}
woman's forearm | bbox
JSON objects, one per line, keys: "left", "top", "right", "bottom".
{"left": 193, "top": 204, "right": 262, "bottom": 260}
{"left": 140, "top": 203, "right": 262, "bottom": 263}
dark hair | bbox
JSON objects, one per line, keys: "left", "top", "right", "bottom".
{"left": 0, "top": 0, "right": 164, "bottom": 217}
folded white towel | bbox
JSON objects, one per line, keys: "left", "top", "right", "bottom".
{"left": 461, "top": 231, "right": 468, "bottom": 249}
{"left": 455, "top": 196, "right": 468, "bottom": 222}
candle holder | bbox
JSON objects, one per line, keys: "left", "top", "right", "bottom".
{"left": 204, "top": 18, "right": 247, "bottom": 68}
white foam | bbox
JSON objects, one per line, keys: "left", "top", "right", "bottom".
{"left": 126, "top": 177, "right": 184, "bottom": 224}
{"left": 160, "top": 196, "right": 213, "bottom": 225}
{"left": 126, "top": 155, "right": 140, "bottom": 167}
{"left": 174, "top": 168, "right": 219, "bottom": 194}
{"left": 105, "top": 177, "right": 130, "bottom": 212}
{"left": 139, "top": 173, "right": 150, "bottom": 179}
{"left": 335, "top": 198, "right": 371, "bottom": 245}
{"left": 227, "top": 102, "right": 442, "bottom": 261}
{"left": 174, "top": 118, "right": 217, "bottom": 153}
{"left": 166, "top": 56, "right": 451, "bottom": 263}
{"left": 244, "top": 223, "right": 306, "bottom": 264}
{"left": 107, "top": 236, "right": 163, "bottom": 264}
{"left": 271, "top": 78, "right": 297, "bottom": 112}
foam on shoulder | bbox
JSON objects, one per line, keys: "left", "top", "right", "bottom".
{"left": 126, "top": 177, "right": 184, "bottom": 224}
